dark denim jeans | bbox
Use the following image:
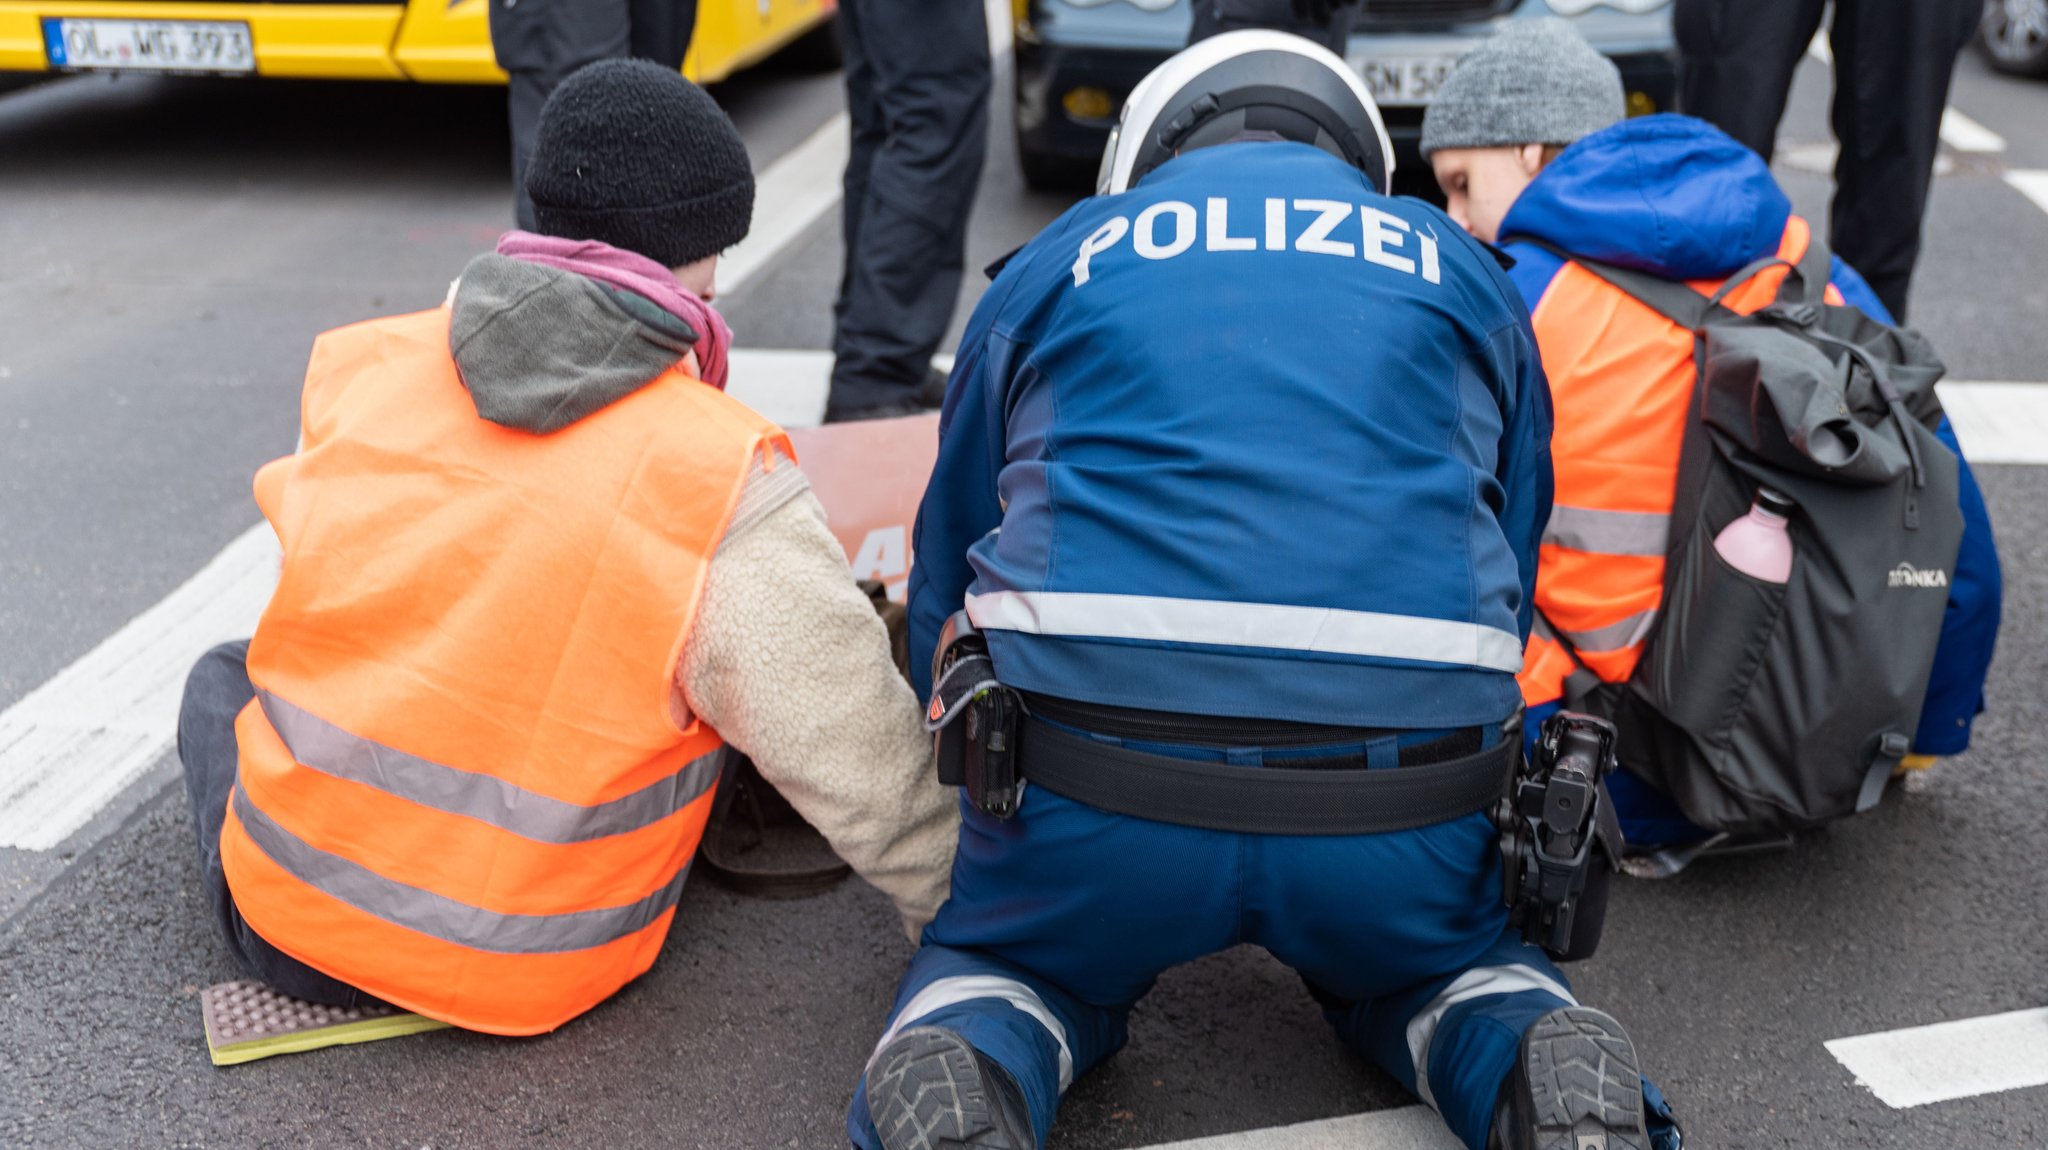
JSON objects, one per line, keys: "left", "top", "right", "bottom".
{"left": 178, "top": 640, "right": 376, "bottom": 1008}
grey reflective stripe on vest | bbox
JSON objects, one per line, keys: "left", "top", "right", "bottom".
{"left": 258, "top": 691, "right": 721, "bottom": 845}
{"left": 1544, "top": 608, "right": 1660, "bottom": 655}
{"left": 964, "top": 591, "right": 1524, "bottom": 673}
{"left": 231, "top": 784, "right": 688, "bottom": 955}
{"left": 1541, "top": 505, "right": 1671, "bottom": 558}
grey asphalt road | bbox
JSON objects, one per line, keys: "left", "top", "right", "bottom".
{"left": 3, "top": 28, "right": 2048, "bottom": 1150}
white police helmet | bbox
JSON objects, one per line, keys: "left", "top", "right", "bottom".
{"left": 1098, "top": 30, "right": 1395, "bottom": 197}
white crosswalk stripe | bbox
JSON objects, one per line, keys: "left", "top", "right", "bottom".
{"left": 1940, "top": 108, "right": 2007, "bottom": 155}
{"left": 2006, "top": 170, "right": 2048, "bottom": 218}
{"left": 1827, "top": 1006, "right": 2048, "bottom": 1108}
{"left": 1132, "top": 1107, "right": 1461, "bottom": 1149}
{"left": 1939, "top": 382, "right": 2048, "bottom": 465}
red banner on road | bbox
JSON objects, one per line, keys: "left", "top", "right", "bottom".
{"left": 786, "top": 413, "right": 941, "bottom": 601}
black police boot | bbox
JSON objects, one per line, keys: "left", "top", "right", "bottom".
{"left": 917, "top": 365, "right": 949, "bottom": 409}
{"left": 824, "top": 396, "right": 932, "bottom": 423}
{"left": 866, "top": 1026, "right": 1035, "bottom": 1150}
{"left": 1491, "top": 1007, "right": 1652, "bottom": 1150}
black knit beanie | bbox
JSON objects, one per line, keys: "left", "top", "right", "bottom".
{"left": 526, "top": 59, "right": 755, "bottom": 268}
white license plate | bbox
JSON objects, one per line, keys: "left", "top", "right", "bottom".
{"left": 41, "top": 18, "right": 254, "bottom": 74}
{"left": 1353, "top": 55, "right": 1461, "bottom": 107}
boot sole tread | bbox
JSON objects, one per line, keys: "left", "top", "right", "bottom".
{"left": 1520, "top": 1008, "right": 1652, "bottom": 1150}
{"left": 866, "top": 1027, "right": 1019, "bottom": 1150}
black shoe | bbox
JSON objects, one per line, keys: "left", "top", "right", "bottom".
{"left": 824, "top": 396, "right": 931, "bottom": 423}
{"left": 866, "top": 1026, "right": 1034, "bottom": 1150}
{"left": 1492, "top": 1007, "right": 1651, "bottom": 1150}
{"left": 918, "top": 366, "right": 949, "bottom": 409}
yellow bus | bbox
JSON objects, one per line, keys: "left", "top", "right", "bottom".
{"left": 2, "top": 0, "right": 835, "bottom": 85}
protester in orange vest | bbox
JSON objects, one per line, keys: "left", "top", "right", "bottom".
{"left": 1422, "top": 20, "right": 2002, "bottom": 853}
{"left": 175, "top": 60, "right": 958, "bottom": 1035}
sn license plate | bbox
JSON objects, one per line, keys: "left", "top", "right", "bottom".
{"left": 1354, "top": 55, "right": 1461, "bottom": 107}
{"left": 41, "top": 18, "right": 255, "bottom": 74}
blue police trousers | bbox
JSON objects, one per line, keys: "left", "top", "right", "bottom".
{"left": 846, "top": 767, "right": 1607, "bottom": 1150}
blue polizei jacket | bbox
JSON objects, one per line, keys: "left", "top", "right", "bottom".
{"left": 1497, "top": 115, "right": 2003, "bottom": 839}
{"left": 908, "top": 141, "right": 1552, "bottom": 730}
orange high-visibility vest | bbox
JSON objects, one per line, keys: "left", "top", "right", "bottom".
{"left": 1519, "top": 216, "right": 1846, "bottom": 708}
{"left": 219, "top": 306, "right": 791, "bottom": 1035}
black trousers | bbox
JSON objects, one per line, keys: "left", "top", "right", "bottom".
{"left": 178, "top": 641, "right": 376, "bottom": 1008}
{"left": 1187, "top": 0, "right": 1356, "bottom": 54}
{"left": 492, "top": 0, "right": 699, "bottom": 231}
{"left": 1674, "top": 0, "right": 1979, "bottom": 322}
{"left": 829, "top": 0, "right": 991, "bottom": 412}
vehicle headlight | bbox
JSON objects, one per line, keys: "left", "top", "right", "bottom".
{"left": 1546, "top": 0, "right": 1672, "bottom": 14}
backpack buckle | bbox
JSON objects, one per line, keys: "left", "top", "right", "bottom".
{"left": 1762, "top": 301, "right": 1821, "bottom": 328}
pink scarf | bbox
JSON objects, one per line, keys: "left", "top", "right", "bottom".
{"left": 496, "top": 231, "right": 733, "bottom": 390}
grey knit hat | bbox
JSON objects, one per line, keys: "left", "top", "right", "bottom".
{"left": 1420, "top": 18, "right": 1624, "bottom": 159}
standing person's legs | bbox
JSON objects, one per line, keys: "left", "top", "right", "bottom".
{"left": 505, "top": 70, "right": 559, "bottom": 231}
{"left": 629, "top": 0, "right": 698, "bottom": 72}
{"left": 848, "top": 788, "right": 1238, "bottom": 1148}
{"left": 1673, "top": 0, "right": 1826, "bottom": 161}
{"left": 1826, "top": 0, "right": 1980, "bottom": 322}
{"left": 489, "top": 0, "right": 632, "bottom": 229}
{"left": 1186, "top": 0, "right": 1356, "bottom": 54}
{"left": 827, "top": 0, "right": 991, "bottom": 419}
{"left": 836, "top": 0, "right": 884, "bottom": 326}
{"left": 178, "top": 642, "right": 372, "bottom": 1008}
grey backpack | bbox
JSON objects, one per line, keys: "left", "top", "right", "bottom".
{"left": 1557, "top": 240, "right": 1964, "bottom": 836}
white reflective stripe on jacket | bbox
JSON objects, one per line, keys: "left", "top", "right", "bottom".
{"left": 964, "top": 590, "right": 1525, "bottom": 673}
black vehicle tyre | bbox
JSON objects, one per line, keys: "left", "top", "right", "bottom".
{"left": 783, "top": 12, "right": 844, "bottom": 72}
{"left": 1018, "top": 142, "right": 1096, "bottom": 193}
{"left": 1980, "top": 0, "right": 2048, "bottom": 77}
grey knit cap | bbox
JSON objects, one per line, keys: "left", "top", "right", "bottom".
{"left": 1420, "top": 18, "right": 1624, "bottom": 158}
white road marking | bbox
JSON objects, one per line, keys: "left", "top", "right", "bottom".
{"left": 0, "top": 526, "right": 280, "bottom": 850}
{"left": 726, "top": 349, "right": 834, "bottom": 427}
{"left": 718, "top": 113, "right": 850, "bottom": 295}
{"left": 2005, "top": 170, "right": 2048, "bottom": 217}
{"left": 1940, "top": 108, "right": 2007, "bottom": 154}
{"left": 1941, "top": 382, "right": 2048, "bottom": 465}
{"left": 1132, "top": 1107, "right": 1460, "bottom": 1150}
{"left": 1806, "top": 30, "right": 1830, "bottom": 64}
{"left": 724, "top": 349, "right": 954, "bottom": 427}
{"left": 1826, "top": 1006, "right": 2048, "bottom": 1108}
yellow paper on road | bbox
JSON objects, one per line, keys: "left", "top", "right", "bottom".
{"left": 202, "top": 979, "right": 450, "bottom": 1067}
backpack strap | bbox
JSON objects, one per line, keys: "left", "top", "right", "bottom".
{"left": 1532, "top": 611, "right": 1608, "bottom": 714}
{"left": 1511, "top": 237, "right": 1787, "bottom": 333}
{"left": 1778, "top": 232, "right": 1832, "bottom": 311}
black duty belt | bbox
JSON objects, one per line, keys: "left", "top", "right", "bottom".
{"left": 1017, "top": 713, "right": 1517, "bottom": 836}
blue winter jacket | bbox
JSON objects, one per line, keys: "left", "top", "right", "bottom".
{"left": 907, "top": 141, "right": 1551, "bottom": 729}
{"left": 1499, "top": 114, "right": 2002, "bottom": 770}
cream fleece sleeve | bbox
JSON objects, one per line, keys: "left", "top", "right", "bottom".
{"left": 678, "top": 478, "right": 958, "bottom": 940}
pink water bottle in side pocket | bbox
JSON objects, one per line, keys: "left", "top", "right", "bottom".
{"left": 1714, "top": 487, "right": 1796, "bottom": 583}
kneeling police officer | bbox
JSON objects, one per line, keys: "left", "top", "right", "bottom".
{"left": 848, "top": 32, "right": 1682, "bottom": 1150}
